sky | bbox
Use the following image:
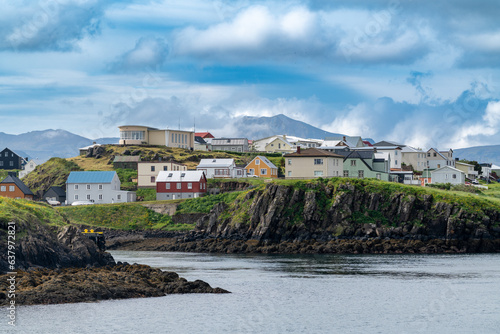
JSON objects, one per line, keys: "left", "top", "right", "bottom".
{"left": 0, "top": 0, "right": 499, "bottom": 149}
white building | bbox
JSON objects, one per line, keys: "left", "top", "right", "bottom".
{"left": 430, "top": 166, "right": 465, "bottom": 185}
{"left": 66, "top": 171, "right": 136, "bottom": 205}
{"left": 196, "top": 159, "right": 246, "bottom": 178}
{"left": 19, "top": 160, "right": 38, "bottom": 178}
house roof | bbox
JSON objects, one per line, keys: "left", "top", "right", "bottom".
{"left": 284, "top": 148, "right": 343, "bottom": 158}
{"left": 195, "top": 132, "right": 214, "bottom": 138}
{"left": 362, "top": 140, "right": 373, "bottom": 147}
{"left": 373, "top": 140, "right": 405, "bottom": 147}
{"left": 0, "top": 175, "right": 34, "bottom": 195}
{"left": 113, "top": 156, "right": 141, "bottom": 163}
{"left": 197, "top": 159, "right": 235, "bottom": 168}
{"left": 195, "top": 136, "right": 206, "bottom": 144}
{"left": 211, "top": 138, "right": 248, "bottom": 146}
{"left": 325, "top": 136, "right": 363, "bottom": 148}
{"left": 431, "top": 166, "right": 464, "bottom": 174}
{"left": 45, "top": 186, "right": 66, "bottom": 197}
{"left": 157, "top": 170, "right": 205, "bottom": 182}
{"left": 66, "top": 171, "right": 117, "bottom": 184}
{"left": 249, "top": 156, "right": 277, "bottom": 169}
{"left": 455, "top": 161, "right": 474, "bottom": 167}
{"left": 428, "top": 148, "right": 448, "bottom": 160}
{"left": 345, "top": 150, "right": 374, "bottom": 160}
{"left": 400, "top": 146, "right": 424, "bottom": 153}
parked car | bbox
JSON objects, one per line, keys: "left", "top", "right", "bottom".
{"left": 71, "top": 201, "right": 95, "bottom": 206}
{"left": 472, "top": 179, "right": 479, "bottom": 185}
{"left": 46, "top": 199, "right": 61, "bottom": 206}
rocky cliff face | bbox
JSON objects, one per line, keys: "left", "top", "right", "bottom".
{"left": 194, "top": 182, "right": 500, "bottom": 244}
{"left": 0, "top": 220, "right": 114, "bottom": 274}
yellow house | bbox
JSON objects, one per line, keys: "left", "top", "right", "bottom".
{"left": 245, "top": 156, "right": 278, "bottom": 178}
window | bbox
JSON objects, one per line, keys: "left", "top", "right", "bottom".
{"left": 163, "top": 166, "right": 168, "bottom": 171}
{"left": 427, "top": 153, "right": 430, "bottom": 157}
{"left": 99, "top": 194, "right": 103, "bottom": 200}
{"left": 86, "top": 194, "right": 91, "bottom": 200}
{"left": 9, "top": 161, "right": 13, "bottom": 166}
{"left": 358, "top": 170, "right": 364, "bottom": 178}
{"left": 288, "top": 159, "right": 292, "bottom": 165}
{"left": 433, "top": 153, "right": 437, "bottom": 157}
{"left": 0, "top": 186, "right": 5, "bottom": 192}
{"left": 74, "top": 184, "right": 78, "bottom": 190}
{"left": 172, "top": 133, "right": 174, "bottom": 143}
{"left": 376, "top": 173, "right": 381, "bottom": 180}
{"left": 117, "top": 195, "right": 121, "bottom": 200}
{"left": 261, "top": 169, "right": 267, "bottom": 175}
{"left": 343, "top": 170, "right": 349, "bottom": 177}
{"left": 151, "top": 176, "right": 155, "bottom": 183}
{"left": 351, "top": 160, "right": 356, "bottom": 166}
{"left": 288, "top": 171, "right": 292, "bottom": 177}
{"left": 255, "top": 159, "right": 260, "bottom": 165}
{"left": 0, "top": 161, "right": 3, "bottom": 166}
{"left": 86, "top": 184, "right": 91, "bottom": 190}
{"left": 177, "top": 183, "right": 181, "bottom": 189}
{"left": 188, "top": 183, "right": 192, "bottom": 189}
{"left": 98, "top": 184, "right": 103, "bottom": 190}
{"left": 151, "top": 166, "right": 155, "bottom": 172}
{"left": 9, "top": 186, "right": 15, "bottom": 192}
{"left": 120, "top": 131, "right": 145, "bottom": 141}
{"left": 314, "top": 171, "right": 323, "bottom": 177}
{"left": 314, "top": 159, "right": 323, "bottom": 165}
{"left": 395, "top": 160, "right": 398, "bottom": 165}
{"left": 166, "top": 183, "right": 170, "bottom": 189}
{"left": 249, "top": 168, "right": 254, "bottom": 175}
{"left": 395, "top": 151, "right": 398, "bottom": 156}
{"left": 74, "top": 195, "right": 79, "bottom": 200}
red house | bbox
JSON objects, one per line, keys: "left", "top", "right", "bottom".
{"left": 156, "top": 171, "right": 207, "bottom": 200}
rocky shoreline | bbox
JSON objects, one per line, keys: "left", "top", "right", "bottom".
{"left": 0, "top": 263, "right": 228, "bottom": 306}
{"left": 108, "top": 233, "right": 500, "bottom": 254}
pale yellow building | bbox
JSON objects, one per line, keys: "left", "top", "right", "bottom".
{"left": 455, "top": 161, "right": 478, "bottom": 180}
{"left": 137, "top": 161, "right": 187, "bottom": 188}
{"left": 284, "top": 148, "right": 343, "bottom": 179}
{"left": 119, "top": 125, "right": 195, "bottom": 149}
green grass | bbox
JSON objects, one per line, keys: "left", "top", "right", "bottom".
{"left": 57, "top": 202, "right": 193, "bottom": 231}
{"left": 136, "top": 188, "right": 156, "bottom": 201}
{"left": 176, "top": 191, "right": 242, "bottom": 214}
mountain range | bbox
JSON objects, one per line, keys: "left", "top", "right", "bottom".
{"left": 0, "top": 114, "right": 498, "bottom": 165}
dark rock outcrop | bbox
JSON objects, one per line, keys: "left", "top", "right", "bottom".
{"left": 0, "top": 263, "right": 229, "bottom": 306}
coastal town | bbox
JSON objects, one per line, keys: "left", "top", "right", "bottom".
{"left": 1, "top": 124, "right": 499, "bottom": 205}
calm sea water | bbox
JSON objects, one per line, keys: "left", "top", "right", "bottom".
{"left": 2, "top": 252, "right": 500, "bottom": 334}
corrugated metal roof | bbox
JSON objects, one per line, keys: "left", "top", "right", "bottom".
{"left": 252, "top": 156, "right": 277, "bottom": 169}
{"left": 157, "top": 171, "right": 205, "bottom": 182}
{"left": 66, "top": 171, "right": 117, "bottom": 184}
{"left": 197, "top": 159, "right": 235, "bottom": 168}
{"left": 211, "top": 138, "right": 248, "bottom": 145}
{"left": 113, "top": 156, "right": 141, "bottom": 163}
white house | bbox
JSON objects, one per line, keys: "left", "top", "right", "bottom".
{"left": 66, "top": 171, "right": 136, "bottom": 205}
{"left": 427, "top": 148, "right": 455, "bottom": 169}
{"left": 19, "top": 159, "right": 38, "bottom": 178}
{"left": 430, "top": 166, "right": 465, "bottom": 185}
{"left": 196, "top": 159, "right": 245, "bottom": 178}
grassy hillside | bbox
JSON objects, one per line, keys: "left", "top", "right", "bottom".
{"left": 57, "top": 202, "right": 193, "bottom": 231}
{"left": 22, "top": 158, "right": 82, "bottom": 198}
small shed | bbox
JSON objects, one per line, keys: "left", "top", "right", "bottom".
{"left": 113, "top": 156, "right": 141, "bottom": 170}
{"left": 43, "top": 186, "right": 66, "bottom": 204}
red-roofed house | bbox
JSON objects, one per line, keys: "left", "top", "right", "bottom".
{"left": 195, "top": 132, "right": 215, "bottom": 139}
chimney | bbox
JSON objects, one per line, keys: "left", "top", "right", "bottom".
{"left": 93, "top": 141, "right": 96, "bottom": 144}
{"left": 7, "top": 172, "right": 16, "bottom": 177}
{"left": 297, "top": 146, "right": 301, "bottom": 154}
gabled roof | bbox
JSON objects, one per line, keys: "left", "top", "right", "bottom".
{"left": 113, "top": 156, "right": 141, "bottom": 163}
{"left": 197, "top": 159, "right": 235, "bottom": 168}
{"left": 248, "top": 156, "right": 277, "bottom": 169}
{"left": 0, "top": 175, "right": 34, "bottom": 195}
{"left": 400, "top": 146, "right": 424, "bottom": 153}
{"left": 211, "top": 138, "right": 248, "bottom": 145}
{"left": 195, "top": 132, "right": 214, "bottom": 139}
{"left": 373, "top": 140, "right": 405, "bottom": 147}
{"left": 45, "top": 186, "right": 66, "bottom": 197}
{"left": 284, "top": 148, "right": 343, "bottom": 158}
{"left": 0, "top": 147, "right": 25, "bottom": 159}
{"left": 325, "top": 136, "right": 363, "bottom": 148}
{"left": 157, "top": 170, "right": 205, "bottom": 182}
{"left": 66, "top": 171, "right": 117, "bottom": 184}
{"left": 195, "top": 136, "right": 206, "bottom": 144}
{"left": 345, "top": 150, "right": 374, "bottom": 160}
{"left": 427, "top": 148, "right": 448, "bottom": 160}
{"left": 431, "top": 166, "right": 464, "bottom": 174}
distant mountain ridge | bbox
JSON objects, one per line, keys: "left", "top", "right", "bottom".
{"left": 0, "top": 130, "right": 118, "bottom": 163}
{"left": 234, "top": 114, "right": 344, "bottom": 139}
{"left": 454, "top": 145, "right": 500, "bottom": 165}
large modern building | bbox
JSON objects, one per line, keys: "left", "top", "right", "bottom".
{"left": 118, "top": 125, "right": 195, "bottom": 149}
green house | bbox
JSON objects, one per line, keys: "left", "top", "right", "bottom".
{"left": 342, "top": 150, "right": 390, "bottom": 181}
